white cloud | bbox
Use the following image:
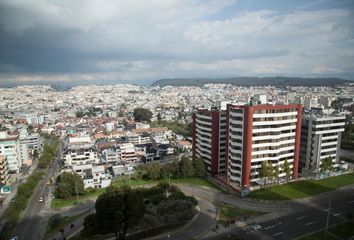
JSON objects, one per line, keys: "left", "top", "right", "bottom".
{"left": 0, "top": 0, "right": 353, "bottom": 82}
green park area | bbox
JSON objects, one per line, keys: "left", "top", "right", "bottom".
{"left": 51, "top": 177, "right": 218, "bottom": 209}
{"left": 51, "top": 156, "right": 218, "bottom": 209}
{"left": 248, "top": 172, "right": 354, "bottom": 200}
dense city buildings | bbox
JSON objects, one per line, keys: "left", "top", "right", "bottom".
{"left": 300, "top": 114, "right": 346, "bottom": 177}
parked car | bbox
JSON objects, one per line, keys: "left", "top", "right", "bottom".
{"left": 251, "top": 224, "right": 262, "bottom": 230}
{"left": 39, "top": 197, "right": 44, "bottom": 202}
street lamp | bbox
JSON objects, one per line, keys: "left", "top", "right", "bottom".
{"left": 324, "top": 194, "right": 332, "bottom": 238}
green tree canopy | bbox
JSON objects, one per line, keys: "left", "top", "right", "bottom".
{"left": 283, "top": 159, "right": 291, "bottom": 182}
{"left": 259, "top": 161, "right": 268, "bottom": 186}
{"left": 147, "top": 162, "right": 161, "bottom": 180}
{"left": 193, "top": 157, "right": 206, "bottom": 177}
{"left": 320, "top": 156, "right": 333, "bottom": 172}
{"left": 54, "top": 172, "right": 85, "bottom": 199}
{"left": 95, "top": 186, "right": 145, "bottom": 240}
{"left": 180, "top": 156, "right": 195, "bottom": 178}
{"left": 133, "top": 108, "right": 153, "bottom": 122}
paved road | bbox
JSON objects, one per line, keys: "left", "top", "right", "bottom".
{"left": 11, "top": 140, "right": 61, "bottom": 240}
{"left": 204, "top": 186, "right": 354, "bottom": 240}
{"left": 179, "top": 185, "right": 295, "bottom": 214}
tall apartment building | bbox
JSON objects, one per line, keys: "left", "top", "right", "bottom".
{"left": 227, "top": 104, "right": 302, "bottom": 189}
{"left": 0, "top": 155, "right": 10, "bottom": 185}
{"left": 0, "top": 132, "right": 21, "bottom": 173}
{"left": 192, "top": 102, "right": 303, "bottom": 190}
{"left": 192, "top": 108, "right": 227, "bottom": 175}
{"left": 299, "top": 114, "right": 345, "bottom": 176}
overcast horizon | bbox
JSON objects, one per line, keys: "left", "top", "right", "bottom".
{"left": 1, "top": 0, "right": 354, "bottom": 85}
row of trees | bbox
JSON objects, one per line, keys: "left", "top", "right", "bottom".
{"left": 1, "top": 138, "right": 58, "bottom": 239}
{"left": 259, "top": 160, "right": 291, "bottom": 187}
{"left": 133, "top": 156, "right": 206, "bottom": 181}
{"left": 37, "top": 141, "right": 58, "bottom": 169}
{"left": 259, "top": 156, "right": 334, "bottom": 187}
{"left": 83, "top": 183, "right": 198, "bottom": 240}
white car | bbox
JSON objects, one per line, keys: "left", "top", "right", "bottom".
{"left": 10, "top": 237, "right": 19, "bottom": 240}
{"left": 251, "top": 224, "right": 262, "bottom": 230}
{"left": 39, "top": 197, "right": 44, "bottom": 202}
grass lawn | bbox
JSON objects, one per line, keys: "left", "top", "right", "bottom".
{"left": 301, "top": 219, "right": 354, "bottom": 240}
{"left": 51, "top": 188, "right": 105, "bottom": 209}
{"left": 51, "top": 177, "right": 219, "bottom": 209}
{"left": 218, "top": 204, "right": 266, "bottom": 220}
{"left": 248, "top": 172, "right": 354, "bottom": 200}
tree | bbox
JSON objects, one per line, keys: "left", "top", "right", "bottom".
{"left": 76, "top": 111, "right": 84, "bottom": 118}
{"left": 54, "top": 172, "right": 85, "bottom": 199}
{"left": 284, "top": 160, "right": 291, "bottom": 182}
{"left": 180, "top": 157, "right": 195, "bottom": 177}
{"left": 259, "top": 161, "right": 268, "bottom": 187}
{"left": 267, "top": 161, "right": 274, "bottom": 186}
{"left": 133, "top": 164, "right": 148, "bottom": 179}
{"left": 156, "top": 112, "right": 162, "bottom": 122}
{"left": 193, "top": 157, "right": 206, "bottom": 177}
{"left": 274, "top": 165, "right": 280, "bottom": 185}
{"left": 147, "top": 162, "right": 161, "bottom": 180}
{"left": 168, "top": 160, "right": 179, "bottom": 177}
{"left": 133, "top": 108, "right": 153, "bottom": 122}
{"left": 95, "top": 186, "right": 145, "bottom": 240}
{"left": 82, "top": 213, "right": 97, "bottom": 236}
{"left": 33, "top": 149, "right": 39, "bottom": 159}
{"left": 320, "top": 156, "right": 333, "bottom": 172}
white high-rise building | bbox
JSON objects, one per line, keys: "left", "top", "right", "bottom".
{"left": 299, "top": 114, "right": 345, "bottom": 176}
{"left": 0, "top": 131, "right": 21, "bottom": 173}
{"left": 226, "top": 104, "right": 302, "bottom": 189}
{"left": 193, "top": 108, "right": 227, "bottom": 175}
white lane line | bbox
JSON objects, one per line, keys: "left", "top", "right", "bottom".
{"left": 305, "top": 221, "right": 315, "bottom": 226}
{"left": 296, "top": 216, "right": 306, "bottom": 220}
{"left": 273, "top": 232, "right": 283, "bottom": 236}
{"left": 333, "top": 212, "right": 342, "bottom": 216}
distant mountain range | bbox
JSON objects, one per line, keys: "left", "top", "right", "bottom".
{"left": 151, "top": 76, "right": 352, "bottom": 87}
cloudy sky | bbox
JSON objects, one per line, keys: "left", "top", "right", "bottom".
{"left": 0, "top": 0, "right": 354, "bottom": 85}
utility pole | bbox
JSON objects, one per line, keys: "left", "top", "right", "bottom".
{"left": 75, "top": 179, "right": 79, "bottom": 203}
{"left": 325, "top": 195, "right": 331, "bottom": 238}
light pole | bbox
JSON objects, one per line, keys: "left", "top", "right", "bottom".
{"left": 75, "top": 179, "right": 79, "bottom": 203}
{"left": 324, "top": 195, "right": 332, "bottom": 238}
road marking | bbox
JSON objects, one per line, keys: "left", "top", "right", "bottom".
{"left": 305, "top": 221, "right": 315, "bottom": 226}
{"left": 296, "top": 216, "right": 305, "bottom": 220}
{"left": 333, "top": 212, "right": 342, "bottom": 216}
{"left": 273, "top": 232, "right": 283, "bottom": 236}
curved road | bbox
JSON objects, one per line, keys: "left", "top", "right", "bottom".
{"left": 46, "top": 184, "right": 295, "bottom": 240}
